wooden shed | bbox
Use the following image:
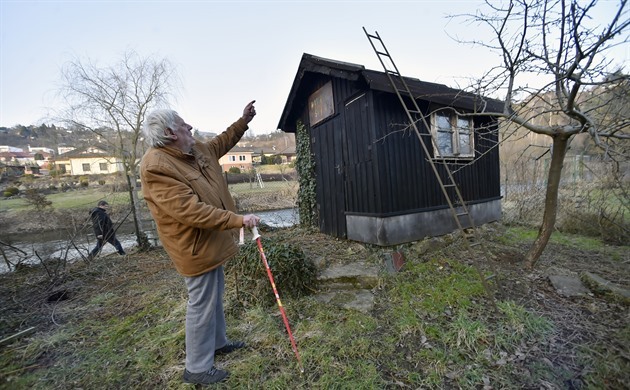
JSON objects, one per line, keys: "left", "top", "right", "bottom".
{"left": 278, "top": 53, "right": 503, "bottom": 246}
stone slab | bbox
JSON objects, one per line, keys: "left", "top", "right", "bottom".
{"left": 315, "top": 290, "right": 375, "bottom": 313}
{"left": 583, "top": 272, "right": 630, "bottom": 300}
{"left": 548, "top": 275, "right": 589, "bottom": 297}
{"left": 318, "top": 261, "right": 380, "bottom": 289}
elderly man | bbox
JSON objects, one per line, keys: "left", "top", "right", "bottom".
{"left": 140, "top": 101, "right": 260, "bottom": 386}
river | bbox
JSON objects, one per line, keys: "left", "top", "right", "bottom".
{"left": 0, "top": 208, "right": 299, "bottom": 273}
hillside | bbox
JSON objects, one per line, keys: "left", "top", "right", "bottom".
{"left": 0, "top": 124, "right": 295, "bottom": 155}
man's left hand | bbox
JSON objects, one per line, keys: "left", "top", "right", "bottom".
{"left": 242, "top": 100, "right": 256, "bottom": 123}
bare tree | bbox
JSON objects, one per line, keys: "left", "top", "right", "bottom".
{"left": 453, "top": 0, "right": 629, "bottom": 268}
{"left": 58, "top": 51, "right": 177, "bottom": 251}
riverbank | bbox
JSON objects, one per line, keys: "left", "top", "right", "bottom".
{"left": 0, "top": 207, "right": 298, "bottom": 273}
{"left": 0, "top": 185, "right": 296, "bottom": 236}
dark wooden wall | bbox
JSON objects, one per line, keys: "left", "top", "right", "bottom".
{"left": 306, "top": 76, "right": 365, "bottom": 238}
{"left": 343, "top": 92, "right": 380, "bottom": 215}
{"left": 368, "top": 92, "right": 501, "bottom": 216}
{"left": 300, "top": 75, "right": 501, "bottom": 239}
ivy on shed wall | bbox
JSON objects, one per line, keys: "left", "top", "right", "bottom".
{"left": 295, "top": 120, "right": 317, "bottom": 228}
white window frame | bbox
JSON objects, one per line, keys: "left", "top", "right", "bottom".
{"left": 431, "top": 112, "right": 474, "bottom": 159}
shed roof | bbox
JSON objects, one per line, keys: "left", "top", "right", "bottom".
{"left": 278, "top": 53, "right": 503, "bottom": 132}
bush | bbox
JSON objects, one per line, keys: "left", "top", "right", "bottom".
{"left": 228, "top": 167, "right": 241, "bottom": 174}
{"left": 79, "top": 176, "right": 89, "bottom": 187}
{"left": 3, "top": 186, "right": 19, "bottom": 197}
{"left": 98, "top": 179, "right": 106, "bottom": 186}
{"left": 226, "top": 235, "right": 317, "bottom": 307}
{"left": 23, "top": 189, "right": 53, "bottom": 210}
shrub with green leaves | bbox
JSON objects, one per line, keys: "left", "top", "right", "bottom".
{"left": 24, "top": 188, "right": 53, "bottom": 210}
{"left": 226, "top": 236, "right": 317, "bottom": 307}
{"left": 3, "top": 186, "right": 19, "bottom": 197}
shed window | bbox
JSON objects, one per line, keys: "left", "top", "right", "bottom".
{"left": 308, "top": 81, "right": 334, "bottom": 126}
{"left": 431, "top": 113, "right": 474, "bottom": 158}
{"left": 82, "top": 163, "right": 91, "bottom": 172}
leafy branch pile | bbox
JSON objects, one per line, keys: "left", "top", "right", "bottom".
{"left": 225, "top": 235, "right": 318, "bottom": 307}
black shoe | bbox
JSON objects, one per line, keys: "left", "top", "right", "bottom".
{"left": 183, "top": 366, "right": 229, "bottom": 385}
{"left": 118, "top": 251, "right": 126, "bottom": 256}
{"left": 215, "top": 340, "right": 246, "bottom": 355}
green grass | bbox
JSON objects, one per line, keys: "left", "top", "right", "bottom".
{"left": 582, "top": 187, "right": 629, "bottom": 212}
{"left": 255, "top": 165, "right": 295, "bottom": 174}
{"left": 377, "top": 257, "right": 557, "bottom": 388}
{"left": 502, "top": 226, "right": 605, "bottom": 250}
{"left": 0, "top": 188, "right": 131, "bottom": 211}
{"left": 500, "top": 226, "right": 626, "bottom": 260}
{"left": 579, "top": 325, "right": 630, "bottom": 389}
{"left": 1, "top": 230, "right": 627, "bottom": 389}
{"left": 228, "top": 180, "right": 297, "bottom": 195}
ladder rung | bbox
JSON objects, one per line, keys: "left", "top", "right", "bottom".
{"left": 365, "top": 29, "right": 492, "bottom": 278}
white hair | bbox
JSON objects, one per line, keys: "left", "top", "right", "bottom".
{"left": 143, "top": 109, "right": 180, "bottom": 148}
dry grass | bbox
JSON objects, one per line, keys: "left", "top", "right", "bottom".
{"left": 1, "top": 225, "right": 628, "bottom": 389}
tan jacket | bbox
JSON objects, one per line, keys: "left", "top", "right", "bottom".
{"left": 140, "top": 118, "right": 248, "bottom": 276}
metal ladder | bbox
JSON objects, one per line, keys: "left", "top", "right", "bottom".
{"left": 363, "top": 28, "right": 476, "bottom": 239}
{"left": 363, "top": 27, "right": 496, "bottom": 301}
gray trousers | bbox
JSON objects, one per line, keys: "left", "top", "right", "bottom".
{"left": 184, "top": 265, "right": 228, "bottom": 373}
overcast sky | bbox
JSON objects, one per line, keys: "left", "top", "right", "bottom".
{"left": 1, "top": 0, "right": 627, "bottom": 135}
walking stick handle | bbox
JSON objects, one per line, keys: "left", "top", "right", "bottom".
{"left": 239, "top": 227, "right": 245, "bottom": 245}
{"left": 251, "top": 226, "right": 261, "bottom": 241}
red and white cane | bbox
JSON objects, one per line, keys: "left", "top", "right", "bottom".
{"left": 241, "top": 226, "right": 304, "bottom": 373}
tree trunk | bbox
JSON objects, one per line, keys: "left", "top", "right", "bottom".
{"left": 125, "top": 167, "right": 150, "bottom": 251}
{"left": 525, "top": 135, "right": 570, "bottom": 269}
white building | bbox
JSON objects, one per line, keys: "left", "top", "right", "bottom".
{"left": 54, "top": 146, "right": 124, "bottom": 175}
{"left": 0, "top": 145, "right": 24, "bottom": 152}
